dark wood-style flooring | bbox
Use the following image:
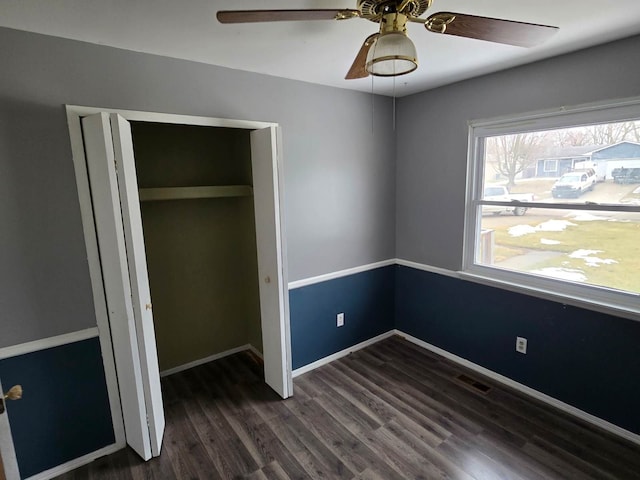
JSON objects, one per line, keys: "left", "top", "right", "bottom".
{"left": 57, "top": 336, "right": 640, "bottom": 479}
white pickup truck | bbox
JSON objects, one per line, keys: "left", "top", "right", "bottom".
{"left": 483, "top": 186, "right": 535, "bottom": 216}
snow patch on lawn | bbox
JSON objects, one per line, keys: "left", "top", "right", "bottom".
{"left": 571, "top": 213, "right": 611, "bottom": 222}
{"left": 508, "top": 225, "right": 537, "bottom": 237}
{"left": 539, "top": 220, "right": 577, "bottom": 231}
{"left": 569, "top": 249, "right": 618, "bottom": 267}
{"left": 531, "top": 267, "right": 586, "bottom": 282}
{"left": 540, "top": 238, "right": 561, "bottom": 245}
{"left": 508, "top": 220, "right": 576, "bottom": 237}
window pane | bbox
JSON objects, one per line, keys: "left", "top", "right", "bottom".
{"left": 476, "top": 207, "right": 640, "bottom": 294}
{"left": 482, "top": 121, "right": 640, "bottom": 206}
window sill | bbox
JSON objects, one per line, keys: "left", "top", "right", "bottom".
{"left": 458, "top": 268, "right": 640, "bottom": 324}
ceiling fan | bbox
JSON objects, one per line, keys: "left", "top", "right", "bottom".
{"left": 217, "top": 0, "right": 558, "bottom": 79}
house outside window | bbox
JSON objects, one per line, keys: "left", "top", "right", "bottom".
{"left": 543, "top": 159, "right": 558, "bottom": 173}
{"left": 464, "top": 98, "right": 640, "bottom": 318}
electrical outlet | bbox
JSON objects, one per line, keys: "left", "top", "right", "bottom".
{"left": 337, "top": 312, "right": 345, "bottom": 327}
{"left": 516, "top": 336, "right": 527, "bottom": 354}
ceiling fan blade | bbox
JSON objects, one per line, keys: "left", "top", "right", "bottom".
{"left": 345, "top": 34, "right": 378, "bottom": 80}
{"left": 425, "top": 12, "right": 558, "bottom": 47}
{"left": 217, "top": 9, "right": 360, "bottom": 24}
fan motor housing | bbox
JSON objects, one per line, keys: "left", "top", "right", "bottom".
{"left": 357, "top": 0, "right": 432, "bottom": 20}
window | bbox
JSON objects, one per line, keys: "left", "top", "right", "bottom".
{"left": 465, "top": 98, "right": 640, "bottom": 317}
{"left": 543, "top": 159, "right": 558, "bottom": 172}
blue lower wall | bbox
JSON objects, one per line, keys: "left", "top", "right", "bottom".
{"left": 395, "top": 265, "right": 640, "bottom": 436}
{"left": 289, "top": 265, "right": 395, "bottom": 369}
{"left": 0, "top": 337, "right": 115, "bottom": 478}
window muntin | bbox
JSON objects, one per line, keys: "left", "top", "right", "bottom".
{"left": 467, "top": 100, "right": 640, "bottom": 311}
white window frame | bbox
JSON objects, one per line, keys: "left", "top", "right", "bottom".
{"left": 463, "top": 97, "right": 640, "bottom": 322}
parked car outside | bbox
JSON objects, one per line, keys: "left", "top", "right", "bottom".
{"left": 551, "top": 168, "right": 596, "bottom": 198}
{"left": 611, "top": 167, "right": 640, "bottom": 184}
{"left": 483, "top": 185, "right": 534, "bottom": 216}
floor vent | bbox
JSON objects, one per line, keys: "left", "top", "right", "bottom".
{"left": 456, "top": 374, "right": 492, "bottom": 394}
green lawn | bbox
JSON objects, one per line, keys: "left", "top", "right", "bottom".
{"left": 492, "top": 219, "right": 640, "bottom": 293}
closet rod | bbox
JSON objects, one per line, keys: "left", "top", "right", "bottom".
{"left": 139, "top": 185, "right": 253, "bottom": 202}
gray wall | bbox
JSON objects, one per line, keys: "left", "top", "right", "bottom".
{"left": 396, "top": 34, "right": 640, "bottom": 269}
{"left": 0, "top": 27, "right": 396, "bottom": 347}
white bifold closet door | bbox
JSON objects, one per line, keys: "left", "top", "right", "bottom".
{"left": 82, "top": 113, "right": 165, "bottom": 460}
{"left": 250, "top": 127, "right": 291, "bottom": 399}
{"left": 81, "top": 113, "right": 290, "bottom": 461}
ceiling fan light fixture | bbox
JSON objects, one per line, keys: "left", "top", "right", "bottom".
{"left": 365, "top": 30, "right": 418, "bottom": 76}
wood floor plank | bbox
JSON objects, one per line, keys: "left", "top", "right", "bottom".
{"left": 341, "top": 355, "right": 484, "bottom": 439}
{"left": 265, "top": 411, "right": 355, "bottom": 479}
{"left": 260, "top": 460, "right": 291, "bottom": 480}
{"left": 55, "top": 336, "right": 640, "bottom": 480}
{"left": 106, "top": 449, "right": 136, "bottom": 480}
{"left": 368, "top": 426, "right": 447, "bottom": 479}
{"left": 522, "top": 435, "right": 618, "bottom": 480}
{"left": 377, "top": 359, "right": 531, "bottom": 448}
{"left": 283, "top": 397, "right": 407, "bottom": 480}
{"left": 313, "top": 392, "right": 382, "bottom": 435}
{"left": 323, "top": 362, "right": 452, "bottom": 443}
{"left": 121, "top": 448, "right": 167, "bottom": 480}
{"left": 161, "top": 379, "right": 223, "bottom": 479}
{"left": 167, "top": 373, "right": 259, "bottom": 477}
{"left": 442, "top": 431, "right": 550, "bottom": 480}
{"left": 294, "top": 372, "right": 327, "bottom": 399}
{"left": 242, "top": 468, "right": 270, "bottom": 480}
{"left": 313, "top": 367, "right": 395, "bottom": 426}
{"left": 384, "top": 419, "right": 475, "bottom": 480}
{"left": 351, "top": 468, "right": 388, "bottom": 480}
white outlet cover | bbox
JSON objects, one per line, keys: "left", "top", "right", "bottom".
{"left": 516, "top": 336, "right": 528, "bottom": 354}
{"left": 337, "top": 313, "right": 344, "bottom": 327}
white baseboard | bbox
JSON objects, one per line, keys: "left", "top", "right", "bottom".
{"left": 160, "top": 344, "right": 257, "bottom": 377}
{"left": 394, "top": 329, "right": 640, "bottom": 447}
{"left": 292, "top": 331, "right": 396, "bottom": 378}
{"left": 0, "top": 327, "right": 99, "bottom": 361}
{"left": 247, "top": 344, "right": 264, "bottom": 360}
{"left": 24, "top": 442, "right": 123, "bottom": 480}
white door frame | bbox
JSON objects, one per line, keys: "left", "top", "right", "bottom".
{"left": 0, "top": 379, "right": 20, "bottom": 480}
{"left": 66, "top": 105, "right": 293, "bottom": 452}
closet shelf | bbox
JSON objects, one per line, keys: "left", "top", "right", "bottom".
{"left": 139, "top": 185, "right": 253, "bottom": 202}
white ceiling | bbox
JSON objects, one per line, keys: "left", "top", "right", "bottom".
{"left": 2, "top": 0, "right": 640, "bottom": 97}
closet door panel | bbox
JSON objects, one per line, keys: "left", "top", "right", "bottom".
{"left": 251, "top": 127, "right": 291, "bottom": 399}
{"left": 110, "top": 114, "right": 165, "bottom": 457}
{"left": 81, "top": 113, "right": 152, "bottom": 460}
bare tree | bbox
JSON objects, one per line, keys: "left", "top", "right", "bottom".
{"left": 584, "top": 121, "right": 640, "bottom": 145}
{"left": 487, "top": 133, "right": 545, "bottom": 187}
{"left": 548, "top": 121, "right": 640, "bottom": 148}
{"left": 553, "top": 129, "right": 587, "bottom": 147}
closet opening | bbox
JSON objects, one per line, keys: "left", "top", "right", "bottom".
{"left": 68, "top": 106, "right": 292, "bottom": 461}
{"left": 130, "top": 121, "right": 264, "bottom": 377}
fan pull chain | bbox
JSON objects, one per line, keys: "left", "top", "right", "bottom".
{"left": 371, "top": 71, "right": 375, "bottom": 134}
{"left": 393, "top": 76, "right": 396, "bottom": 131}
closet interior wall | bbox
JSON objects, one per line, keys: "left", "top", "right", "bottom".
{"left": 130, "top": 122, "right": 263, "bottom": 372}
